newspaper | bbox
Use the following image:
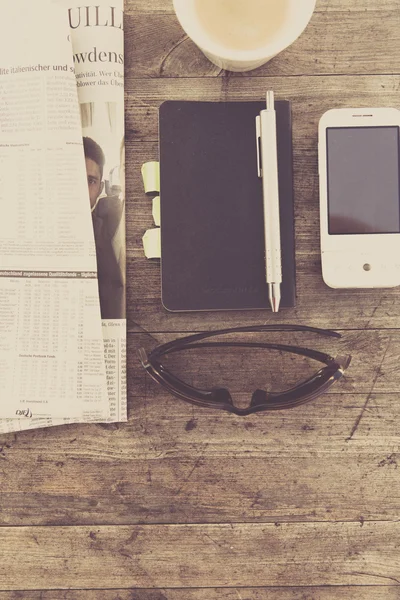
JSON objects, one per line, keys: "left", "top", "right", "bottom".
{"left": 0, "top": 1, "right": 109, "bottom": 422}
{"left": 0, "top": 1, "right": 126, "bottom": 433}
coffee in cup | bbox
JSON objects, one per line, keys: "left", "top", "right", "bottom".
{"left": 173, "top": 0, "right": 317, "bottom": 72}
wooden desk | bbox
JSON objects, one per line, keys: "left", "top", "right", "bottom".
{"left": 1, "top": 0, "right": 400, "bottom": 596}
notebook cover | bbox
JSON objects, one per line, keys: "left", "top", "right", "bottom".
{"left": 159, "top": 100, "right": 296, "bottom": 312}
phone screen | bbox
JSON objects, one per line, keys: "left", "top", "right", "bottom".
{"left": 326, "top": 126, "right": 400, "bottom": 234}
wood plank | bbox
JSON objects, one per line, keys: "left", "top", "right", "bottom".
{"left": 0, "top": 522, "right": 399, "bottom": 589}
{"left": 124, "top": 12, "right": 400, "bottom": 77}
{"left": 316, "top": 0, "right": 400, "bottom": 8}
{"left": 0, "top": 444, "right": 399, "bottom": 525}
{"left": 0, "top": 588, "right": 398, "bottom": 599}
{"left": 125, "top": 0, "right": 400, "bottom": 14}
{"left": 124, "top": 76, "right": 400, "bottom": 144}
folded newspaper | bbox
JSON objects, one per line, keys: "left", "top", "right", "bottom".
{"left": 0, "top": 0, "right": 126, "bottom": 432}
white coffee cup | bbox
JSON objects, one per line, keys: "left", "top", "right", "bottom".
{"left": 173, "top": 0, "right": 317, "bottom": 72}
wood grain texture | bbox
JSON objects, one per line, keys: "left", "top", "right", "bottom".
{"left": 124, "top": 76, "right": 400, "bottom": 145}
{"left": 0, "top": 590, "right": 398, "bottom": 600}
{"left": 124, "top": 11, "right": 400, "bottom": 78}
{"left": 126, "top": 0, "right": 400, "bottom": 13}
{"left": 0, "top": 430, "right": 399, "bottom": 526}
{"left": 0, "top": 522, "right": 399, "bottom": 589}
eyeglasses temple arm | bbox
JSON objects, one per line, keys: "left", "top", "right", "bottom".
{"left": 157, "top": 341, "right": 336, "bottom": 366}
{"left": 148, "top": 325, "right": 341, "bottom": 361}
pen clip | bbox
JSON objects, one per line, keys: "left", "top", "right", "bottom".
{"left": 256, "top": 115, "right": 262, "bottom": 178}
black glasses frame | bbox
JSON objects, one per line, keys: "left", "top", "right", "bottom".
{"left": 139, "top": 325, "right": 351, "bottom": 416}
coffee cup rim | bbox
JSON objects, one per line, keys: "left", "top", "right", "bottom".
{"left": 172, "top": 0, "right": 317, "bottom": 63}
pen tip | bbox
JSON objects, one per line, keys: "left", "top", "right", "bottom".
{"left": 268, "top": 283, "right": 281, "bottom": 313}
{"left": 271, "top": 298, "right": 280, "bottom": 313}
{"left": 270, "top": 294, "right": 281, "bottom": 313}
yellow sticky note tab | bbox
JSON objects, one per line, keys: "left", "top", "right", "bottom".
{"left": 143, "top": 228, "right": 161, "bottom": 259}
{"left": 141, "top": 161, "right": 160, "bottom": 195}
{"left": 152, "top": 196, "right": 161, "bottom": 226}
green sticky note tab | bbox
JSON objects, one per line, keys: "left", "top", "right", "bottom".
{"left": 141, "top": 161, "right": 160, "bottom": 195}
{"left": 142, "top": 228, "right": 161, "bottom": 259}
{"left": 152, "top": 196, "right": 161, "bottom": 226}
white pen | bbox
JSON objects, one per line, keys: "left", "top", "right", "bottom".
{"left": 256, "top": 90, "right": 282, "bottom": 313}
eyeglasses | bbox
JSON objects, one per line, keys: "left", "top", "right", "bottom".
{"left": 138, "top": 325, "right": 351, "bottom": 416}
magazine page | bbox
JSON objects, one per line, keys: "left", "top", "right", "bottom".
{"left": 0, "top": 0, "right": 109, "bottom": 420}
{"left": 66, "top": 0, "right": 127, "bottom": 423}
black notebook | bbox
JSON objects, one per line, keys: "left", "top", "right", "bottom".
{"left": 159, "top": 100, "right": 296, "bottom": 312}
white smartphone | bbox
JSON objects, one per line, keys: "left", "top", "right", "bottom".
{"left": 318, "top": 107, "right": 400, "bottom": 288}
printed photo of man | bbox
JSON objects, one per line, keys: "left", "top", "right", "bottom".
{"left": 84, "top": 136, "right": 105, "bottom": 210}
{"left": 83, "top": 136, "right": 125, "bottom": 320}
